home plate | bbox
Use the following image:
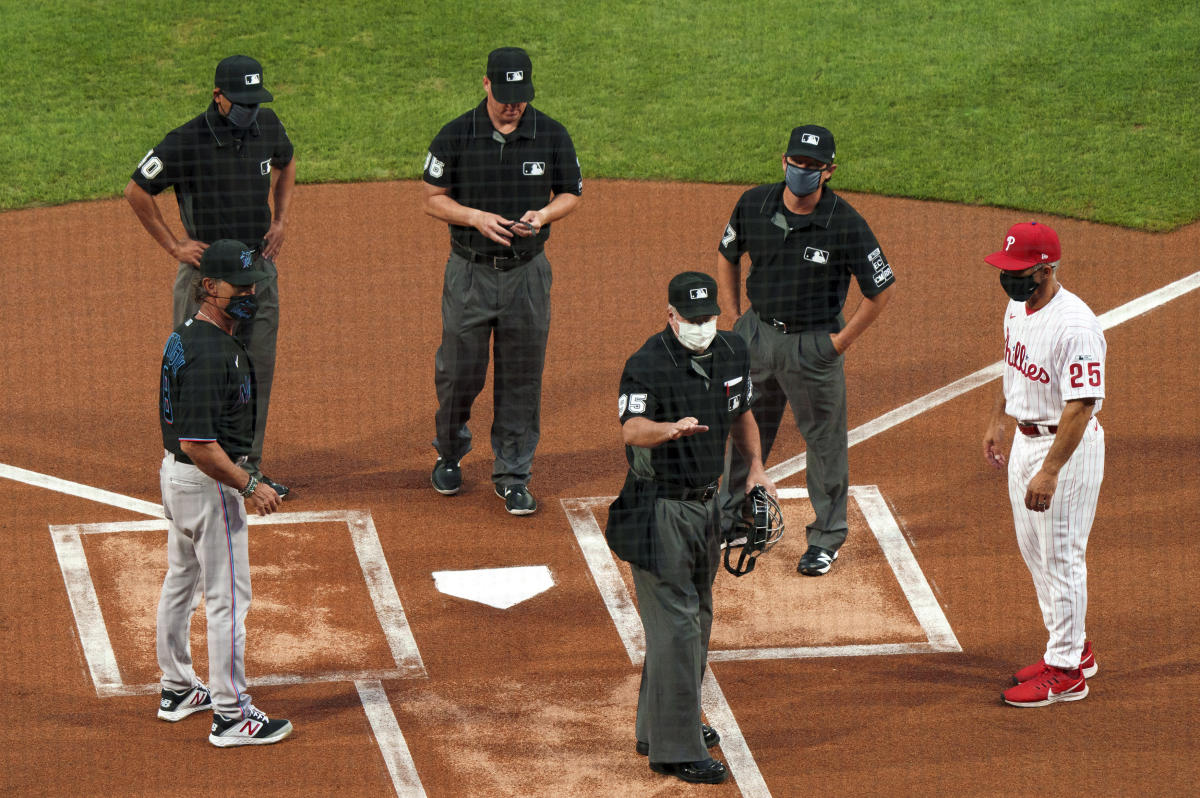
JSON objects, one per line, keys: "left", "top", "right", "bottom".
{"left": 432, "top": 566, "right": 555, "bottom": 609}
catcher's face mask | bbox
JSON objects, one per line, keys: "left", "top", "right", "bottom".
{"left": 722, "top": 485, "right": 785, "bottom": 576}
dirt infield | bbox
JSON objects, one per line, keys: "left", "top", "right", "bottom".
{"left": 1, "top": 180, "right": 1198, "bottom": 797}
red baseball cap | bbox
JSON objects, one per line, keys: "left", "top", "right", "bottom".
{"left": 984, "top": 221, "right": 1061, "bottom": 271}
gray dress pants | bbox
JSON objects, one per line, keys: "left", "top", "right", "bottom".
{"left": 433, "top": 251, "right": 551, "bottom": 488}
{"left": 721, "top": 308, "right": 849, "bottom": 551}
{"left": 631, "top": 496, "right": 720, "bottom": 763}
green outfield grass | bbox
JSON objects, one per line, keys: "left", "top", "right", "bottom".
{"left": 1, "top": 0, "right": 1196, "bottom": 230}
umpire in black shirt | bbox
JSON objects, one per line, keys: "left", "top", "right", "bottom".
{"left": 717, "top": 125, "right": 895, "bottom": 576}
{"left": 606, "top": 272, "right": 774, "bottom": 785}
{"left": 422, "top": 46, "right": 582, "bottom": 516}
{"left": 126, "top": 55, "right": 295, "bottom": 498}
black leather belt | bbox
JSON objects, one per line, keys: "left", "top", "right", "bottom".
{"left": 761, "top": 316, "right": 837, "bottom": 334}
{"left": 656, "top": 480, "right": 720, "bottom": 502}
{"left": 168, "top": 450, "right": 194, "bottom": 465}
{"left": 451, "top": 242, "right": 540, "bottom": 271}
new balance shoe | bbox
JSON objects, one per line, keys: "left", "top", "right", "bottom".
{"left": 1002, "top": 665, "right": 1087, "bottom": 707}
{"left": 637, "top": 723, "right": 720, "bottom": 756}
{"left": 1013, "top": 640, "right": 1098, "bottom": 684}
{"left": 431, "top": 458, "right": 462, "bottom": 495}
{"left": 797, "top": 545, "right": 838, "bottom": 576}
{"left": 209, "top": 705, "right": 293, "bottom": 747}
{"left": 157, "top": 682, "right": 212, "bottom": 722}
{"left": 495, "top": 483, "right": 537, "bottom": 515}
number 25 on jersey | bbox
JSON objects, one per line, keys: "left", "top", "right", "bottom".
{"left": 1069, "top": 361, "right": 1101, "bottom": 388}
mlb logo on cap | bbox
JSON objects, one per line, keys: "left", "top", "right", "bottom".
{"left": 245, "top": 73, "right": 262, "bottom": 86}
{"left": 801, "top": 133, "right": 820, "bottom": 145}
{"left": 506, "top": 70, "right": 524, "bottom": 82}
{"left": 668, "top": 271, "right": 721, "bottom": 319}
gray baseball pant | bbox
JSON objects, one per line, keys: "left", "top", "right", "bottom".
{"left": 156, "top": 452, "right": 253, "bottom": 718}
{"left": 433, "top": 251, "right": 551, "bottom": 488}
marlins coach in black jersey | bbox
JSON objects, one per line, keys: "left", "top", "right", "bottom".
{"left": 421, "top": 46, "right": 582, "bottom": 516}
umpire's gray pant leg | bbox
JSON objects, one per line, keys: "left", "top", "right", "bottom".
{"left": 720, "top": 310, "right": 788, "bottom": 531}
{"left": 172, "top": 261, "right": 201, "bottom": 328}
{"left": 632, "top": 497, "right": 717, "bottom": 763}
{"left": 780, "top": 331, "right": 849, "bottom": 550}
{"left": 238, "top": 259, "right": 279, "bottom": 476}
{"left": 433, "top": 254, "right": 492, "bottom": 463}
{"left": 490, "top": 253, "right": 551, "bottom": 487}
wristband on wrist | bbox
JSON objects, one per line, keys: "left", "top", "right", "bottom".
{"left": 239, "top": 474, "right": 259, "bottom": 498}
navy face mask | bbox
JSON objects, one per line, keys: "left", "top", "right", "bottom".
{"left": 224, "top": 293, "right": 259, "bottom": 320}
{"left": 784, "top": 163, "right": 824, "bottom": 197}
{"left": 225, "top": 102, "right": 260, "bottom": 129}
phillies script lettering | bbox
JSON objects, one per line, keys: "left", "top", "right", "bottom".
{"left": 1005, "top": 333, "right": 1050, "bottom": 384}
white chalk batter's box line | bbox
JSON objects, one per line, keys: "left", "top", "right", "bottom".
{"left": 50, "top": 509, "right": 426, "bottom": 699}
{"left": 562, "top": 485, "right": 961, "bottom": 668}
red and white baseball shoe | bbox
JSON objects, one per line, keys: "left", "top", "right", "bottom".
{"left": 1012, "top": 640, "right": 1097, "bottom": 684}
{"left": 1003, "top": 665, "right": 1087, "bottom": 707}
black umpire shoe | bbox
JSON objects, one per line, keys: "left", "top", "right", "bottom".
{"left": 797, "top": 544, "right": 838, "bottom": 576}
{"left": 431, "top": 458, "right": 462, "bottom": 495}
{"left": 495, "top": 483, "right": 537, "bottom": 515}
{"left": 650, "top": 758, "right": 728, "bottom": 785}
{"left": 637, "top": 723, "right": 720, "bottom": 756}
{"left": 260, "top": 475, "right": 290, "bottom": 500}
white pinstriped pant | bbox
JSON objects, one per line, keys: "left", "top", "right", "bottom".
{"left": 1008, "top": 418, "right": 1104, "bottom": 670}
{"left": 156, "top": 452, "right": 253, "bottom": 718}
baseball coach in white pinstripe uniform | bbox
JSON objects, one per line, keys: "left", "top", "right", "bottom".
{"left": 981, "top": 221, "right": 1106, "bottom": 708}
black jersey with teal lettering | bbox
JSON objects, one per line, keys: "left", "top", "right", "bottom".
{"left": 160, "top": 318, "right": 256, "bottom": 460}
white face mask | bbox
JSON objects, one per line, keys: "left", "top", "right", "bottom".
{"left": 675, "top": 317, "right": 718, "bottom": 352}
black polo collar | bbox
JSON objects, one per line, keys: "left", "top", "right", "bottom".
{"left": 470, "top": 98, "right": 537, "bottom": 141}
{"left": 655, "top": 326, "right": 734, "bottom": 369}
{"left": 759, "top": 182, "right": 840, "bottom": 232}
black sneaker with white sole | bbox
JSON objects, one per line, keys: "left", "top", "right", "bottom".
{"left": 797, "top": 545, "right": 838, "bottom": 576}
{"left": 209, "top": 705, "right": 293, "bottom": 748}
{"left": 259, "top": 475, "right": 290, "bottom": 500}
{"left": 495, "top": 483, "right": 537, "bottom": 515}
{"left": 431, "top": 458, "right": 462, "bottom": 495}
{"left": 157, "top": 682, "right": 212, "bottom": 722}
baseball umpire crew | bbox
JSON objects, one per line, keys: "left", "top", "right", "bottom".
{"left": 606, "top": 272, "right": 774, "bottom": 785}
{"left": 422, "top": 46, "right": 582, "bottom": 515}
{"left": 126, "top": 54, "right": 295, "bottom": 498}
{"left": 717, "top": 124, "right": 895, "bottom": 576}
{"left": 157, "top": 239, "right": 291, "bottom": 747}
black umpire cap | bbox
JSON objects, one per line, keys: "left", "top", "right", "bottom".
{"left": 669, "top": 271, "right": 721, "bottom": 319}
{"left": 786, "top": 124, "right": 836, "bottom": 164}
{"left": 486, "top": 47, "right": 535, "bottom": 104}
{"left": 200, "top": 240, "right": 270, "bottom": 285}
{"left": 215, "top": 55, "right": 274, "bottom": 104}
